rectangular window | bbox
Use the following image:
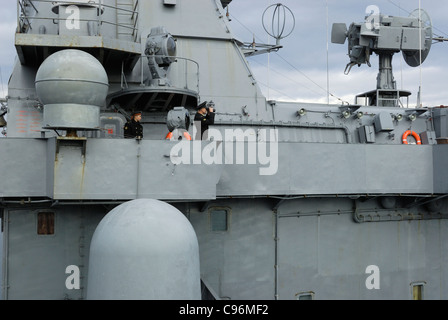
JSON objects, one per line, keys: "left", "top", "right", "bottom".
{"left": 37, "top": 212, "right": 55, "bottom": 235}
{"left": 210, "top": 209, "right": 229, "bottom": 232}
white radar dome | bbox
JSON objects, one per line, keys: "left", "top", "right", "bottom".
{"left": 86, "top": 199, "right": 201, "bottom": 300}
{"left": 35, "top": 49, "right": 109, "bottom": 130}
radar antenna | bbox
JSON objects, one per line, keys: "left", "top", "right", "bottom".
{"left": 402, "top": 9, "right": 433, "bottom": 67}
{"left": 239, "top": 3, "right": 295, "bottom": 57}
{"left": 331, "top": 8, "right": 433, "bottom": 107}
{"left": 262, "top": 3, "right": 295, "bottom": 46}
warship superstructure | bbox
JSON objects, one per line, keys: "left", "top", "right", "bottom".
{"left": 1, "top": 0, "right": 448, "bottom": 300}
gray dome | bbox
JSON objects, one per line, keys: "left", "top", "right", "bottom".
{"left": 35, "top": 49, "right": 108, "bottom": 107}
{"left": 86, "top": 199, "right": 201, "bottom": 300}
{"left": 35, "top": 49, "right": 109, "bottom": 129}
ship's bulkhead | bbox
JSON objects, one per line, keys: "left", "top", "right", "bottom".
{"left": 2, "top": 206, "right": 106, "bottom": 300}
{"left": 2, "top": 197, "right": 448, "bottom": 299}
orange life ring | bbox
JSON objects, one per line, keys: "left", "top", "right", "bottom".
{"left": 165, "top": 131, "right": 192, "bottom": 141}
{"left": 402, "top": 130, "right": 421, "bottom": 145}
{"left": 183, "top": 132, "right": 192, "bottom": 141}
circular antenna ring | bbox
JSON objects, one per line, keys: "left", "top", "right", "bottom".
{"left": 262, "top": 3, "right": 295, "bottom": 45}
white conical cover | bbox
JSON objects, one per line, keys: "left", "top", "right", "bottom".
{"left": 86, "top": 199, "right": 201, "bottom": 300}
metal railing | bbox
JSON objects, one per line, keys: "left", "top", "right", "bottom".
{"left": 121, "top": 55, "right": 200, "bottom": 96}
{"left": 17, "top": 0, "right": 139, "bottom": 42}
{"left": 355, "top": 89, "right": 410, "bottom": 108}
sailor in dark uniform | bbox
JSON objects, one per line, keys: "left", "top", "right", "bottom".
{"left": 194, "top": 101, "right": 215, "bottom": 140}
{"left": 124, "top": 111, "right": 143, "bottom": 139}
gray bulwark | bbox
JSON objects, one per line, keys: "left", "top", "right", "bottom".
{"left": 0, "top": 138, "right": 438, "bottom": 199}
{"left": 216, "top": 142, "right": 434, "bottom": 196}
{"left": 0, "top": 138, "right": 47, "bottom": 197}
{"left": 49, "top": 138, "right": 222, "bottom": 200}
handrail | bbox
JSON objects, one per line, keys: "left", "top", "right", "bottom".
{"left": 18, "top": 0, "right": 34, "bottom": 31}
{"left": 131, "top": 0, "right": 139, "bottom": 41}
{"left": 131, "top": 0, "right": 138, "bottom": 19}
{"left": 121, "top": 55, "right": 200, "bottom": 96}
{"left": 355, "top": 89, "right": 410, "bottom": 108}
{"left": 17, "top": 0, "right": 139, "bottom": 41}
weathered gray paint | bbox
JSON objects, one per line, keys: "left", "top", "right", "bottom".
{"left": 2, "top": 0, "right": 448, "bottom": 300}
{"left": 0, "top": 138, "right": 441, "bottom": 199}
{"left": 3, "top": 206, "right": 104, "bottom": 300}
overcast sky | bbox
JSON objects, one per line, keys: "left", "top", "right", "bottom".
{"left": 0, "top": 0, "right": 447, "bottom": 108}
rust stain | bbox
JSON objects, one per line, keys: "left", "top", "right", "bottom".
{"left": 79, "top": 159, "right": 86, "bottom": 199}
